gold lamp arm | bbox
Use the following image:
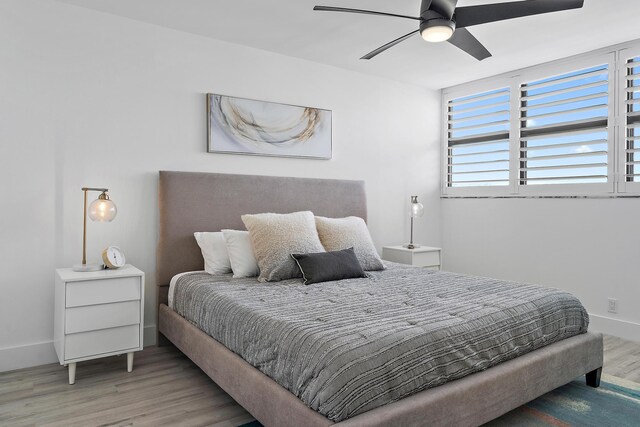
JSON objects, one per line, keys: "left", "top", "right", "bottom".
{"left": 80, "top": 187, "right": 109, "bottom": 267}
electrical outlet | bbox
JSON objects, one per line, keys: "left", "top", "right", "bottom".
{"left": 608, "top": 298, "right": 618, "bottom": 314}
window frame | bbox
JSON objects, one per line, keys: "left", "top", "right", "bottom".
{"left": 441, "top": 40, "right": 640, "bottom": 198}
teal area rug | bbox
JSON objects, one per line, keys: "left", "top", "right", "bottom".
{"left": 238, "top": 375, "right": 640, "bottom": 427}
{"left": 485, "top": 375, "right": 640, "bottom": 426}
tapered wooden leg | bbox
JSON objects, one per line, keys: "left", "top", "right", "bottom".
{"left": 586, "top": 367, "right": 602, "bottom": 388}
{"left": 68, "top": 362, "right": 76, "bottom": 385}
{"left": 127, "top": 352, "right": 134, "bottom": 373}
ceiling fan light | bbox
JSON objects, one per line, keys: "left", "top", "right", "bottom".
{"left": 420, "top": 19, "right": 456, "bottom": 43}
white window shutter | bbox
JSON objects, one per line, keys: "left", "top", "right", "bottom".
{"left": 518, "top": 64, "right": 610, "bottom": 186}
{"left": 620, "top": 53, "right": 640, "bottom": 193}
{"left": 446, "top": 88, "right": 511, "bottom": 189}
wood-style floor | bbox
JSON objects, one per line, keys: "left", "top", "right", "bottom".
{"left": 603, "top": 334, "right": 640, "bottom": 383}
{"left": 1, "top": 335, "right": 639, "bottom": 427}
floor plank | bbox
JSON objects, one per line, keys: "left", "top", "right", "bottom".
{"left": 0, "top": 335, "right": 637, "bottom": 426}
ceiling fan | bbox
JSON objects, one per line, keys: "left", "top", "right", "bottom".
{"left": 313, "top": 0, "right": 584, "bottom": 61}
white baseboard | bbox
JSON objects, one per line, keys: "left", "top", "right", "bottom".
{"left": 589, "top": 314, "right": 640, "bottom": 342}
{"left": 0, "top": 341, "right": 58, "bottom": 372}
{"left": 1, "top": 325, "right": 159, "bottom": 373}
{"left": 144, "top": 324, "right": 156, "bottom": 346}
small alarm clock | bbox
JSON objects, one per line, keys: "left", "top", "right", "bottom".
{"left": 102, "top": 246, "right": 126, "bottom": 269}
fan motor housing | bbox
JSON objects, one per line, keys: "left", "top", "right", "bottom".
{"left": 420, "top": 18, "right": 456, "bottom": 38}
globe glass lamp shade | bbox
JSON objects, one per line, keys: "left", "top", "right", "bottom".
{"left": 410, "top": 196, "right": 424, "bottom": 218}
{"left": 88, "top": 196, "right": 117, "bottom": 222}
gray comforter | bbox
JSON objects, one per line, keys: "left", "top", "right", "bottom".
{"left": 171, "top": 264, "right": 588, "bottom": 422}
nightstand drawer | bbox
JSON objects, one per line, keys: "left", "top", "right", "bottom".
{"left": 65, "top": 324, "right": 140, "bottom": 360}
{"left": 66, "top": 276, "right": 140, "bottom": 307}
{"left": 65, "top": 301, "right": 140, "bottom": 334}
{"left": 413, "top": 251, "right": 440, "bottom": 267}
{"left": 382, "top": 246, "right": 442, "bottom": 269}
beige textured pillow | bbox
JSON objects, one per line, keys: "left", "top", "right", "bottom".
{"left": 315, "top": 216, "right": 385, "bottom": 271}
{"left": 242, "top": 211, "right": 325, "bottom": 282}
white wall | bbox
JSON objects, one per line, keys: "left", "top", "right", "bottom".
{"left": 0, "top": 0, "right": 442, "bottom": 371}
{"left": 442, "top": 198, "right": 640, "bottom": 341}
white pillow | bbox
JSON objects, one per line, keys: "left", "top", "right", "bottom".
{"left": 222, "top": 229, "right": 260, "bottom": 278}
{"left": 193, "top": 232, "right": 232, "bottom": 275}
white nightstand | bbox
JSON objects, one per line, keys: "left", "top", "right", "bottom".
{"left": 54, "top": 265, "right": 145, "bottom": 384}
{"left": 382, "top": 246, "right": 442, "bottom": 270}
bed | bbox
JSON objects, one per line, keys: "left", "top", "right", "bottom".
{"left": 156, "top": 171, "right": 603, "bottom": 427}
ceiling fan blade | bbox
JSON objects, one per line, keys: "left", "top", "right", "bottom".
{"left": 447, "top": 28, "right": 492, "bottom": 61}
{"left": 420, "top": 0, "right": 433, "bottom": 16}
{"left": 313, "top": 6, "right": 420, "bottom": 21}
{"left": 455, "top": 0, "right": 584, "bottom": 28}
{"left": 429, "top": 0, "right": 459, "bottom": 20}
{"left": 361, "top": 30, "right": 419, "bottom": 60}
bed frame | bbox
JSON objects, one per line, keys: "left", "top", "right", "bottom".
{"left": 156, "top": 171, "right": 603, "bottom": 427}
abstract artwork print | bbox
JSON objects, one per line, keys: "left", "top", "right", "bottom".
{"left": 207, "top": 93, "right": 332, "bottom": 159}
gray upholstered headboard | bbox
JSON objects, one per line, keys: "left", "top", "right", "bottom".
{"left": 156, "top": 171, "right": 367, "bottom": 286}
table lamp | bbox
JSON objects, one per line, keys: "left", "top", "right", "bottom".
{"left": 404, "top": 195, "right": 424, "bottom": 250}
{"left": 72, "top": 187, "right": 117, "bottom": 272}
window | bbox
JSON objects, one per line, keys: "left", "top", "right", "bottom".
{"left": 519, "top": 65, "right": 610, "bottom": 187}
{"left": 447, "top": 88, "right": 510, "bottom": 188}
{"left": 441, "top": 46, "right": 638, "bottom": 197}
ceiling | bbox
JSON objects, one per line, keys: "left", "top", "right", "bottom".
{"left": 57, "top": 0, "right": 640, "bottom": 89}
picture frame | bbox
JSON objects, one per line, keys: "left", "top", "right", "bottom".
{"left": 207, "top": 93, "right": 332, "bottom": 159}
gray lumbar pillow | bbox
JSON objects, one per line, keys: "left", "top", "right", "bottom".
{"left": 291, "top": 247, "right": 367, "bottom": 285}
{"left": 242, "top": 211, "right": 325, "bottom": 282}
{"left": 315, "top": 216, "right": 386, "bottom": 271}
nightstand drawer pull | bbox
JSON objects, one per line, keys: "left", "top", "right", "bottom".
{"left": 65, "top": 301, "right": 140, "bottom": 334}
{"left": 66, "top": 277, "right": 140, "bottom": 307}
{"left": 65, "top": 325, "right": 140, "bottom": 360}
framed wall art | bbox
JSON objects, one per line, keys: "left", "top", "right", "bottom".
{"left": 207, "top": 93, "right": 332, "bottom": 159}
